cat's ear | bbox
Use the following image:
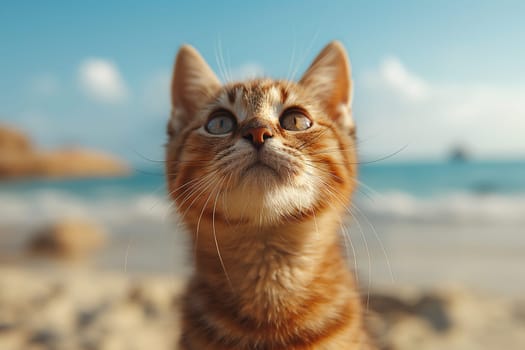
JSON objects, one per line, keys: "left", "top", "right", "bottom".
{"left": 299, "top": 41, "right": 354, "bottom": 131}
{"left": 170, "top": 45, "right": 221, "bottom": 132}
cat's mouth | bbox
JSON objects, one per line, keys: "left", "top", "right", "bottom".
{"left": 243, "top": 161, "right": 280, "bottom": 177}
{"left": 237, "top": 147, "right": 302, "bottom": 186}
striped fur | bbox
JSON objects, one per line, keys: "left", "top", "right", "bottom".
{"left": 166, "top": 42, "right": 375, "bottom": 349}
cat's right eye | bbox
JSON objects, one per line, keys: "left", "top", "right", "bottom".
{"left": 205, "top": 111, "right": 237, "bottom": 135}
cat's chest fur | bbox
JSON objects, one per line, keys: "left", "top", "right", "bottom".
{"left": 181, "top": 226, "right": 369, "bottom": 349}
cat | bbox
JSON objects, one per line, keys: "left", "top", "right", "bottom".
{"left": 166, "top": 41, "right": 375, "bottom": 349}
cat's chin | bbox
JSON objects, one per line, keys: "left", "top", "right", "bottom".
{"left": 240, "top": 163, "right": 284, "bottom": 188}
{"left": 243, "top": 162, "right": 280, "bottom": 178}
{"left": 219, "top": 177, "right": 319, "bottom": 226}
{"left": 239, "top": 156, "right": 302, "bottom": 186}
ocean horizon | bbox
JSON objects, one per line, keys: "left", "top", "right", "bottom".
{"left": 2, "top": 159, "right": 525, "bottom": 226}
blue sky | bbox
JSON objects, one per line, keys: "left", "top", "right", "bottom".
{"left": 1, "top": 0, "right": 525, "bottom": 163}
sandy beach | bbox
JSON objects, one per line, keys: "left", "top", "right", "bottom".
{"left": 1, "top": 215, "right": 525, "bottom": 350}
{"left": 1, "top": 264, "right": 524, "bottom": 350}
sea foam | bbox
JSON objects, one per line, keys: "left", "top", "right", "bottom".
{"left": 356, "top": 191, "right": 525, "bottom": 224}
{"left": 2, "top": 189, "right": 525, "bottom": 231}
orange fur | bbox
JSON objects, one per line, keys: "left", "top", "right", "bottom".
{"left": 166, "top": 42, "right": 375, "bottom": 349}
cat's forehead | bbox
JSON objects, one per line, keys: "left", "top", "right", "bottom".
{"left": 212, "top": 80, "right": 300, "bottom": 121}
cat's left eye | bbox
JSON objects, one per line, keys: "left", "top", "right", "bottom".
{"left": 280, "top": 109, "right": 312, "bottom": 131}
{"left": 205, "top": 111, "right": 237, "bottom": 135}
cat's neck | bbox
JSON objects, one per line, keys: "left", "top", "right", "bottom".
{"left": 188, "top": 211, "right": 356, "bottom": 318}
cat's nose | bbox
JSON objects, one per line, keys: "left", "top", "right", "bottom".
{"left": 242, "top": 127, "right": 273, "bottom": 148}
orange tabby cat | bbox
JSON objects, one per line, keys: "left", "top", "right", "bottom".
{"left": 166, "top": 41, "right": 375, "bottom": 349}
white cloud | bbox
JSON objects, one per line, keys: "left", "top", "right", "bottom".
{"left": 362, "top": 56, "right": 429, "bottom": 101}
{"left": 229, "top": 63, "right": 264, "bottom": 81}
{"left": 355, "top": 57, "right": 525, "bottom": 159}
{"left": 78, "top": 58, "right": 128, "bottom": 103}
{"left": 31, "top": 73, "right": 60, "bottom": 96}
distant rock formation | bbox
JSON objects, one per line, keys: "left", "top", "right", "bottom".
{"left": 28, "top": 219, "right": 107, "bottom": 259}
{"left": 0, "top": 124, "right": 129, "bottom": 180}
{"left": 449, "top": 145, "right": 470, "bottom": 163}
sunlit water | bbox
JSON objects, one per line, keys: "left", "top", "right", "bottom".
{"left": 1, "top": 160, "right": 524, "bottom": 294}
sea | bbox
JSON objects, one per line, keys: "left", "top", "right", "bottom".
{"left": 2, "top": 160, "right": 525, "bottom": 226}
{"left": 1, "top": 160, "right": 525, "bottom": 294}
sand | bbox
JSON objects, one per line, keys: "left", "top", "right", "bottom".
{"left": 0, "top": 265, "right": 524, "bottom": 350}
{"left": 1, "top": 217, "right": 524, "bottom": 349}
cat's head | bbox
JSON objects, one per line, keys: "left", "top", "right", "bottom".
{"left": 166, "top": 42, "right": 357, "bottom": 227}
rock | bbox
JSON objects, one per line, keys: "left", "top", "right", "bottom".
{"left": 127, "top": 279, "right": 183, "bottom": 319}
{"left": 30, "top": 149, "right": 129, "bottom": 179}
{"left": 386, "top": 315, "right": 437, "bottom": 350}
{"left": 0, "top": 125, "right": 32, "bottom": 153}
{"left": 0, "top": 124, "right": 129, "bottom": 180}
{"left": 28, "top": 330, "right": 60, "bottom": 347}
{"left": 367, "top": 288, "right": 525, "bottom": 350}
{"left": 28, "top": 219, "right": 107, "bottom": 259}
{"left": 368, "top": 292, "right": 451, "bottom": 332}
{"left": 0, "top": 325, "right": 26, "bottom": 350}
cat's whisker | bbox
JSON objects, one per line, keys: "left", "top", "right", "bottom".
{"left": 350, "top": 202, "right": 395, "bottom": 283}
{"left": 311, "top": 207, "right": 319, "bottom": 240}
{"left": 354, "top": 178, "right": 380, "bottom": 197}
{"left": 347, "top": 205, "right": 372, "bottom": 310}
{"left": 169, "top": 174, "right": 214, "bottom": 215}
{"left": 303, "top": 146, "right": 359, "bottom": 156}
{"left": 295, "top": 127, "right": 333, "bottom": 152}
{"left": 339, "top": 211, "right": 373, "bottom": 309}
{"left": 340, "top": 223, "right": 359, "bottom": 285}
{"left": 305, "top": 149, "right": 410, "bottom": 168}
{"left": 170, "top": 172, "right": 215, "bottom": 196}
{"left": 285, "top": 30, "right": 298, "bottom": 82}
{"left": 162, "top": 195, "right": 179, "bottom": 223}
{"left": 194, "top": 176, "right": 222, "bottom": 257}
{"left": 176, "top": 174, "right": 217, "bottom": 221}
{"left": 131, "top": 147, "right": 167, "bottom": 163}
{"left": 225, "top": 48, "right": 234, "bottom": 84}
{"left": 168, "top": 174, "right": 218, "bottom": 237}
{"left": 145, "top": 186, "right": 171, "bottom": 214}
{"left": 355, "top": 187, "right": 375, "bottom": 204}
{"left": 289, "top": 29, "right": 320, "bottom": 81}
{"left": 217, "top": 37, "right": 232, "bottom": 83}
{"left": 220, "top": 172, "right": 235, "bottom": 227}
{"left": 168, "top": 176, "right": 207, "bottom": 197}
{"left": 169, "top": 159, "right": 214, "bottom": 165}
{"left": 160, "top": 176, "right": 206, "bottom": 214}
{"left": 302, "top": 135, "right": 371, "bottom": 153}
{"left": 214, "top": 37, "right": 229, "bottom": 84}
{"left": 358, "top": 145, "right": 409, "bottom": 165}
{"left": 353, "top": 178, "right": 381, "bottom": 202}
{"left": 303, "top": 160, "right": 345, "bottom": 183}
{"left": 212, "top": 177, "right": 233, "bottom": 291}
{"left": 309, "top": 173, "right": 373, "bottom": 309}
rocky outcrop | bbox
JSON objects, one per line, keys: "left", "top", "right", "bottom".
{"left": 28, "top": 219, "right": 107, "bottom": 259}
{"left": 0, "top": 126, "right": 32, "bottom": 153}
{"left": 0, "top": 125, "right": 129, "bottom": 180}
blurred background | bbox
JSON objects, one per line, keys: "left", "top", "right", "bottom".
{"left": 1, "top": 1, "right": 524, "bottom": 349}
